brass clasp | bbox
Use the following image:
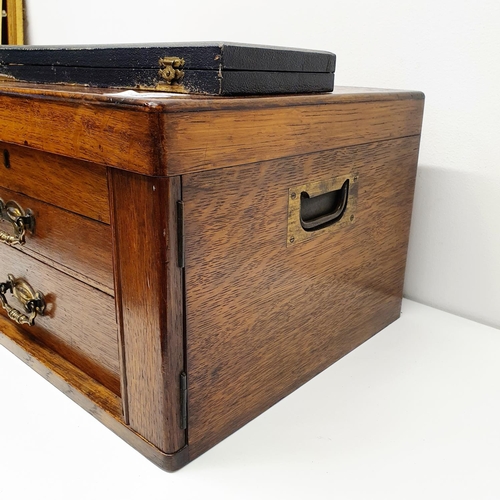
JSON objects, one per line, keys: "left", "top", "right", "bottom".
{"left": 158, "top": 57, "right": 185, "bottom": 85}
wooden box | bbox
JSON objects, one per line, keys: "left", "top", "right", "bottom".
{"left": 0, "top": 83, "right": 424, "bottom": 471}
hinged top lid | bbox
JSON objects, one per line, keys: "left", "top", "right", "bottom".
{"left": 0, "top": 42, "right": 336, "bottom": 72}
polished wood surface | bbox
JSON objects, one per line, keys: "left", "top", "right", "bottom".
{"left": 0, "top": 316, "right": 189, "bottom": 472}
{"left": 0, "top": 82, "right": 423, "bottom": 176}
{"left": 0, "top": 142, "right": 110, "bottom": 223}
{"left": 109, "top": 171, "right": 185, "bottom": 453}
{"left": 0, "top": 185, "right": 114, "bottom": 294}
{"left": 0, "top": 84, "right": 424, "bottom": 471}
{"left": 183, "top": 136, "right": 420, "bottom": 458}
{"left": 0, "top": 245, "right": 120, "bottom": 394}
{"left": 0, "top": 81, "right": 423, "bottom": 108}
{"left": 0, "top": 96, "right": 161, "bottom": 175}
{"left": 164, "top": 97, "right": 424, "bottom": 176}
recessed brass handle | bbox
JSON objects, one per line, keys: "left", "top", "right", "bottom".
{"left": 0, "top": 198, "right": 35, "bottom": 246}
{"left": 287, "top": 173, "right": 358, "bottom": 246}
{"left": 0, "top": 274, "right": 45, "bottom": 326}
{"left": 300, "top": 179, "right": 350, "bottom": 231}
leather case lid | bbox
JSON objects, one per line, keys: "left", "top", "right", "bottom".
{"left": 0, "top": 42, "right": 336, "bottom": 74}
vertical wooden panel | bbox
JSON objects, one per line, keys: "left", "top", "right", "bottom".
{"left": 109, "top": 169, "right": 185, "bottom": 453}
{"left": 5, "top": 0, "right": 24, "bottom": 45}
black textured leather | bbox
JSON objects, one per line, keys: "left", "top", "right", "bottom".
{"left": 221, "top": 71, "right": 334, "bottom": 95}
{"left": 221, "top": 43, "right": 335, "bottom": 73}
{"left": 0, "top": 42, "right": 336, "bottom": 95}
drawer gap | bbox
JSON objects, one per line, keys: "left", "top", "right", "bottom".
{"left": 7, "top": 245, "right": 115, "bottom": 296}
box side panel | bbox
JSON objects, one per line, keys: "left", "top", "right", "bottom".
{"left": 220, "top": 71, "right": 334, "bottom": 95}
{"left": 108, "top": 171, "right": 185, "bottom": 453}
{"left": 183, "top": 136, "right": 420, "bottom": 459}
{"left": 221, "top": 43, "right": 335, "bottom": 72}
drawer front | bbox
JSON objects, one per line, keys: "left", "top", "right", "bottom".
{"left": 0, "top": 142, "right": 110, "bottom": 223}
{"left": 0, "top": 186, "right": 114, "bottom": 294}
{"left": 0, "top": 245, "right": 120, "bottom": 395}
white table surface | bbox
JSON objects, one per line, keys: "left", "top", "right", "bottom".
{"left": 1, "top": 299, "right": 499, "bottom": 499}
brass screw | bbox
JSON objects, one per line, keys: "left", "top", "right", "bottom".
{"left": 290, "top": 192, "right": 296, "bottom": 200}
{"left": 289, "top": 236, "right": 295, "bottom": 244}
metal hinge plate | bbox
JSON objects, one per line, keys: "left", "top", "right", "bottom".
{"left": 177, "top": 200, "right": 185, "bottom": 268}
{"left": 180, "top": 371, "right": 188, "bottom": 430}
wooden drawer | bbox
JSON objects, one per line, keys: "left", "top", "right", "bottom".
{"left": 0, "top": 186, "right": 114, "bottom": 294}
{"left": 0, "top": 142, "right": 110, "bottom": 223}
{"left": 0, "top": 244, "right": 120, "bottom": 394}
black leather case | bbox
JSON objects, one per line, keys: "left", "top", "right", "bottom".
{"left": 0, "top": 42, "right": 336, "bottom": 95}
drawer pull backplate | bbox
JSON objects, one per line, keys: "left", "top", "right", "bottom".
{"left": 0, "top": 198, "right": 35, "bottom": 246}
{"left": 0, "top": 274, "right": 46, "bottom": 326}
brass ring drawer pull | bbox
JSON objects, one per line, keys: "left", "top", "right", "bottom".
{"left": 0, "top": 198, "right": 35, "bottom": 246}
{"left": 0, "top": 274, "right": 46, "bottom": 326}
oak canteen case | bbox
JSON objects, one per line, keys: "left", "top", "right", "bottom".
{"left": 0, "top": 82, "right": 424, "bottom": 471}
{"left": 0, "top": 42, "right": 336, "bottom": 95}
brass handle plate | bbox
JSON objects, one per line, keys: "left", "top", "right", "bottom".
{"left": 0, "top": 198, "right": 35, "bottom": 246}
{"left": 0, "top": 274, "right": 45, "bottom": 326}
{"left": 287, "top": 172, "right": 359, "bottom": 246}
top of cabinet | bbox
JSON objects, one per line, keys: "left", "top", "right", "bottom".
{"left": 0, "top": 82, "right": 424, "bottom": 177}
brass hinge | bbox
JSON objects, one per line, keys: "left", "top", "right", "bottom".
{"left": 158, "top": 57, "right": 185, "bottom": 85}
{"left": 180, "top": 372, "right": 188, "bottom": 430}
{"left": 177, "top": 200, "right": 185, "bottom": 268}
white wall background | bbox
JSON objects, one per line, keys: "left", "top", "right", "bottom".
{"left": 24, "top": 0, "right": 500, "bottom": 328}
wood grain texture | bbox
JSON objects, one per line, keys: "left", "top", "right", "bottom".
{"left": 0, "top": 84, "right": 425, "bottom": 471}
{"left": 0, "top": 81, "right": 423, "bottom": 109}
{"left": 109, "top": 170, "right": 185, "bottom": 453}
{"left": 0, "top": 317, "right": 189, "bottom": 472}
{"left": 0, "top": 245, "right": 120, "bottom": 394}
{"left": 0, "top": 142, "right": 110, "bottom": 222}
{"left": 0, "top": 82, "right": 423, "bottom": 176}
{"left": 0, "top": 185, "right": 114, "bottom": 294}
{"left": 183, "top": 136, "right": 421, "bottom": 458}
{"left": 0, "top": 95, "right": 161, "bottom": 174}
{"left": 164, "top": 98, "right": 424, "bottom": 176}
{"left": 107, "top": 167, "right": 129, "bottom": 422}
